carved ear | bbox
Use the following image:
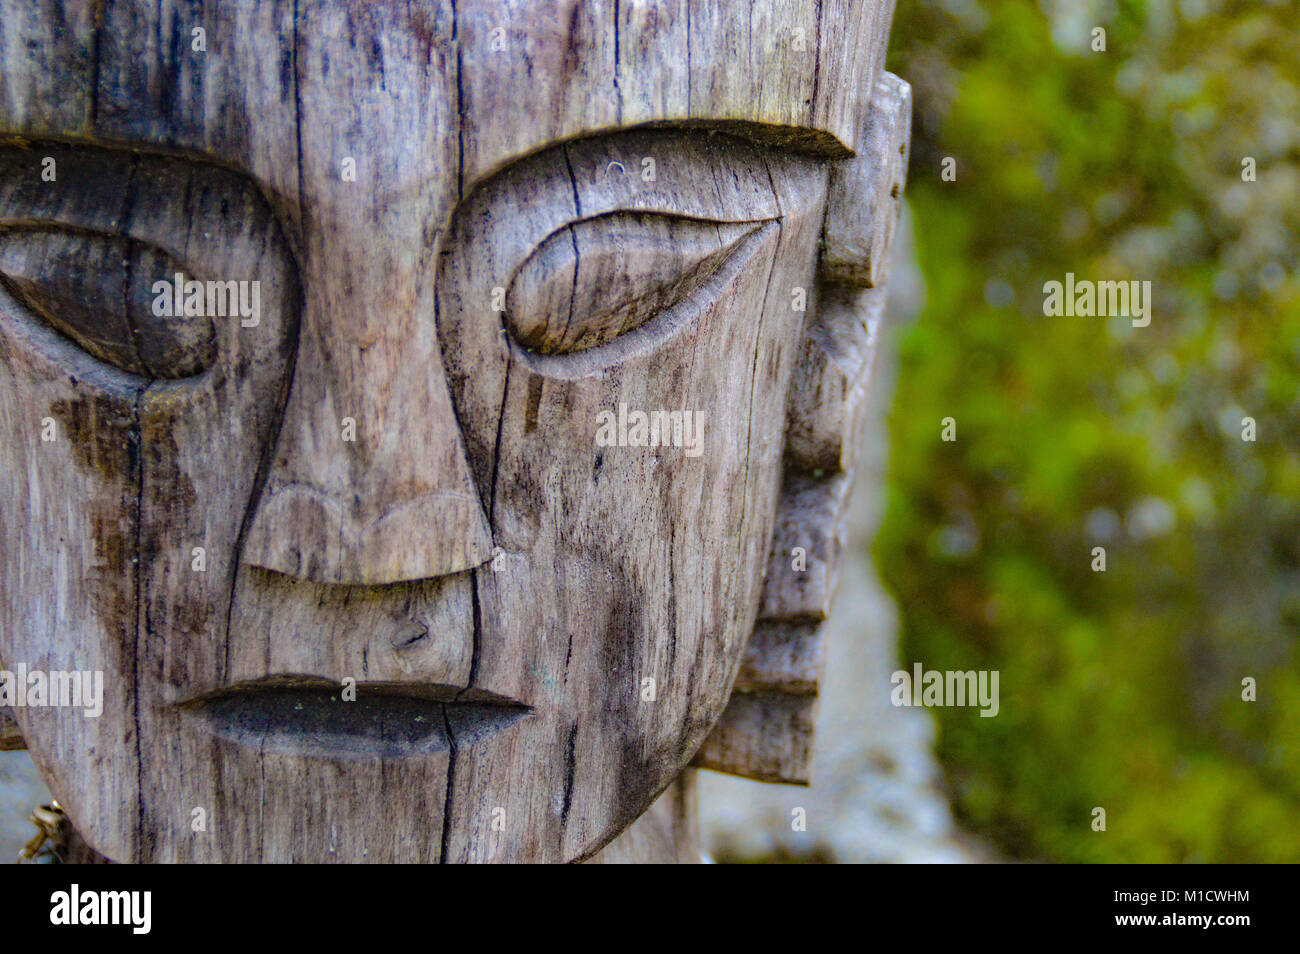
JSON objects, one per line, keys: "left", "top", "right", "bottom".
{"left": 692, "top": 73, "right": 910, "bottom": 785}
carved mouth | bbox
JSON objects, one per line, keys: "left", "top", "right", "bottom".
{"left": 178, "top": 677, "right": 530, "bottom": 759}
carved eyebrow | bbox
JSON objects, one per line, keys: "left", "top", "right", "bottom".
{"left": 566, "top": 128, "right": 784, "bottom": 224}
{"left": 0, "top": 145, "right": 135, "bottom": 235}
{"left": 626, "top": 119, "right": 856, "bottom": 160}
{"left": 455, "top": 126, "right": 785, "bottom": 238}
{"left": 0, "top": 141, "right": 289, "bottom": 266}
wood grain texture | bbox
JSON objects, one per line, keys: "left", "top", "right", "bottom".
{"left": 0, "top": 0, "right": 906, "bottom": 862}
{"left": 785, "top": 285, "right": 890, "bottom": 473}
{"left": 821, "top": 72, "right": 913, "bottom": 289}
{"left": 237, "top": 0, "right": 494, "bottom": 586}
{"left": 0, "top": 142, "right": 301, "bottom": 862}
{"left": 456, "top": 0, "right": 896, "bottom": 183}
{"left": 693, "top": 71, "right": 911, "bottom": 785}
{"left": 586, "top": 770, "right": 701, "bottom": 863}
{"left": 435, "top": 126, "right": 827, "bottom": 862}
{"left": 0, "top": 0, "right": 96, "bottom": 135}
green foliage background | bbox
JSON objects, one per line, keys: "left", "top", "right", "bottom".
{"left": 878, "top": 0, "right": 1300, "bottom": 862}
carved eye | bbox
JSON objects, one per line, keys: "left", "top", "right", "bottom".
{"left": 0, "top": 229, "right": 217, "bottom": 379}
{"left": 506, "top": 213, "right": 763, "bottom": 356}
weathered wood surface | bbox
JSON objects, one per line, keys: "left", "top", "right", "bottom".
{"left": 0, "top": 0, "right": 906, "bottom": 862}
{"left": 20, "top": 771, "right": 699, "bottom": 864}
{"left": 820, "top": 73, "right": 913, "bottom": 291}
{"left": 693, "top": 72, "right": 910, "bottom": 785}
{"left": 586, "top": 771, "right": 701, "bottom": 863}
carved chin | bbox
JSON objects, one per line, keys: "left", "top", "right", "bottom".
{"left": 59, "top": 552, "right": 745, "bottom": 864}
{"left": 128, "top": 612, "right": 742, "bottom": 863}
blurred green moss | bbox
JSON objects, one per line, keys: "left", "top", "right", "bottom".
{"left": 877, "top": 0, "right": 1300, "bottom": 862}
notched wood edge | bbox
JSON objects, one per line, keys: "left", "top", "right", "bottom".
{"left": 819, "top": 72, "right": 912, "bottom": 289}
{"left": 698, "top": 71, "right": 911, "bottom": 786}
{"left": 691, "top": 692, "right": 819, "bottom": 786}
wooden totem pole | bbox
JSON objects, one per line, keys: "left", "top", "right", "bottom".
{"left": 0, "top": 0, "right": 910, "bottom": 863}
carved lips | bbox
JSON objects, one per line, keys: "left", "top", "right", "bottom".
{"left": 179, "top": 677, "right": 531, "bottom": 759}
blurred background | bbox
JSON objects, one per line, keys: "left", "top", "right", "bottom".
{"left": 706, "top": 0, "right": 1300, "bottom": 863}
{"left": 4, "top": 0, "right": 1298, "bottom": 864}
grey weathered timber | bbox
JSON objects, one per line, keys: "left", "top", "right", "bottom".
{"left": 693, "top": 72, "right": 910, "bottom": 784}
{"left": 0, "top": 0, "right": 908, "bottom": 863}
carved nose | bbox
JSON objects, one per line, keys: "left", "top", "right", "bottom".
{"left": 241, "top": 203, "right": 491, "bottom": 585}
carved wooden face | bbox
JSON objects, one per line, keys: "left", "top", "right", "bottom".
{"left": 0, "top": 0, "right": 905, "bottom": 861}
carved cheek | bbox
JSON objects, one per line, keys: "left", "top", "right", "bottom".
{"left": 436, "top": 128, "right": 828, "bottom": 861}
{"left": 0, "top": 145, "right": 299, "bottom": 862}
